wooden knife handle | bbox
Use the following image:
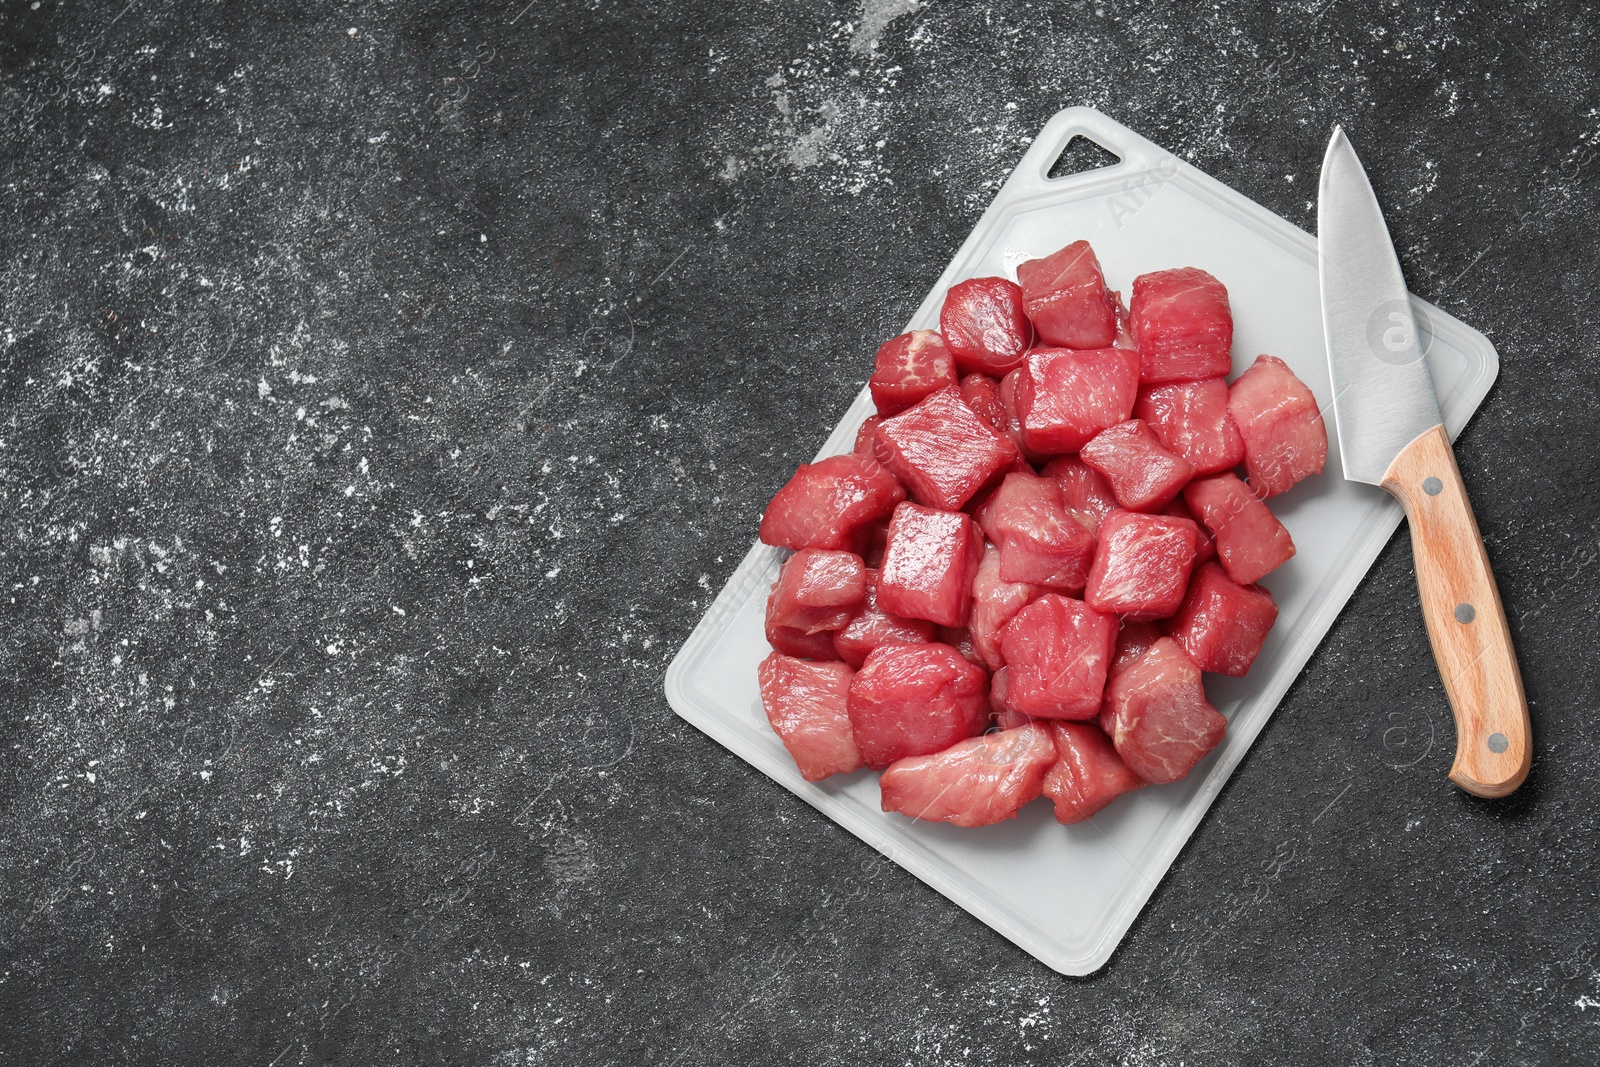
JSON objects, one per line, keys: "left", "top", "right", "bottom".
{"left": 1380, "top": 424, "right": 1531, "bottom": 798}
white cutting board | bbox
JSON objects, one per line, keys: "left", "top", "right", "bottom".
{"left": 664, "top": 107, "right": 1497, "bottom": 975}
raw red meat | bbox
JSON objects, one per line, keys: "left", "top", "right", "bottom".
{"left": 1182, "top": 473, "right": 1295, "bottom": 585}
{"left": 997, "top": 368, "right": 1047, "bottom": 463}
{"left": 967, "top": 544, "right": 1040, "bottom": 670}
{"left": 754, "top": 256, "right": 1324, "bottom": 827}
{"left": 760, "top": 452, "right": 905, "bottom": 551}
{"left": 1110, "top": 290, "right": 1135, "bottom": 349}
{"left": 832, "top": 570, "right": 936, "bottom": 667}
{"left": 991, "top": 702, "right": 1033, "bottom": 731}
{"left": 989, "top": 667, "right": 1011, "bottom": 711}
{"left": 1134, "top": 378, "right": 1246, "bottom": 476}
{"left": 1016, "top": 241, "right": 1118, "bottom": 349}
{"left": 877, "top": 502, "right": 984, "bottom": 627}
{"left": 847, "top": 643, "right": 990, "bottom": 769}
{"left": 760, "top": 625, "right": 837, "bottom": 665}
{"left": 758, "top": 653, "right": 865, "bottom": 781}
{"left": 1013, "top": 347, "right": 1141, "bottom": 454}
{"left": 1084, "top": 510, "right": 1200, "bottom": 621}
{"left": 940, "top": 277, "right": 1032, "bottom": 375}
{"left": 1167, "top": 561, "right": 1278, "bottom": 676}
{"left": 1228, "top": 354, "right": 1328, "bottom": 497}
{"left": 1110, "top": 619, "right": 1164, "bottom": 677}
{"left": 765, "top": 549, "right": 867, "bottom": 660}
{"left": 937, "top": 625, "right": 985, "bottom": 668}
{"left": 1041, "top": 456, "right": 1119, "bottom": 534}
{"left": 1129, "top": 267, "right": 1233, "bottom": 383}
{"left": 853, "top": 416, "right": 883, "bottom": 457}
{"left": 995, "top": 593, "right": 1117, "bottom": 719}
{"left": 973, "top": 470, "right": 1096, "bottom": 591}
{"left": 1042, "top": 721, "right": 1145, "bottom": 823}
{"left": 869, "top": 330, "right": 959, "bottom": 415}
{"left": 958, "top": 373, "right": 1008, "bottom": 433}
{"left": 1103, "top": 638, "right": 1226, "bottom": 784}
{"left": 1079, "top": 419, "right": 1196, "bottom": 512}
{"left": 855, "top": 518, "right": 891, "bottom": 568}
{"left": 1096, "top": 701, "right": 1116, "bottom": 738}
{"left": 1160, "top": 498, "right": 1215, "bottom": 563}
{"left": 874, "top": 388, "right": 1020, "bottom": 511}
{"left": 880, "top": 723, "right": 1055, "bottom": 827}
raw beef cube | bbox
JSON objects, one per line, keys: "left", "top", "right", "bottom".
{"left": 765, "top": 549, "right": 867, "bottom": 660}
{"left": 1110, "top": 289, "right": 1136, "bottom": 349}
{"left": 1129, "top": 267, "right": 1234, "bottom": 383}
{"left": 1103, "top": 638, "right": 1226, "bottom": 784}
{"left": 1096, "top": 701, "right": 1117, "bottom": 738}
{"left": 967, "top": 544, "right": 1040, "bottom": 670}
{"left": 853, "top": 416, "right": 884, "bottom": 457}
{"left": 1016, "top": 240, "right": 1118, "bottom": 349}
{"left": 763, "top": 619, "right": 838, "bottom": 662}
{"left": 995, "top": 593, "right": 1117, "bottom": 719}
{"left": 853, "top": 517, "right": 891, "bottom": 568}
{"left": 991, "top": 702, "right": 1034, "bottom": 731}
{"left": 974, "top": 470, "right": 1096, "bottom": 591}
{"left": 1042, "top": 721, "right": 1145, "bottom": 823}
{"left": 1110, "top": 619, "right": 1164, "bottom": 677}
{"left": 998, "top": 368, "right": 1047, "bottom": 463}
{"left": 877, "top": 502, "right": 984, "bottom": 627}
{"left": 875, "top": 388, "right": 1020, "bottom": 510}
{"left": 846, "top": 643, "right": 990, "bottom": 769}
{"left": 1084, "top": 510, "right": 1200, "bottom": 621}
{"left": 937, "top": 625, "right": 985, "bottom": 667}
{"left": 1134, "top": 378, "right": 1246, "bottom": 475}
{"left": 1228, "top": 354, "right": 1329, "bottom": 497}
{"left": 939, "top": 277, "right": 1033, "bottom": 375}
{"left": 1167, "top": 561, "right": 1279, "bottom": 676}
{"left": 1014, "top": 347, "right": 1141, "bottom": 455}
{"left": 1041, "top": 456, "right": 1119, "bottom": 534}
{"left": 760, "top": 452, "right": 905, "bottom": 551}
{"left": 1079, "top": 419, "right": 1196, "bottom": 512}
{"left": 758, "top": 653, "right": 865, "bottom": 781}
{"left": 880, "top": 723, "right": 1056, "bottom": 827}
{"left": 958, "top": 373, "right": 1008, "bottom": 433}
{"left": 1160, "top": 498, "right": 1215, "bottom": 563}
{"left": 1182, "top": 473, "right": 1296, "bottom": 585}
{"left": 989, "top": 667, "right": 1010, "bottom": 712}
{"left": 832, "top": 570, "right": 936, "bottom": 668}
{"left": 869, "top": 330, "right": 959, "bottom": 415}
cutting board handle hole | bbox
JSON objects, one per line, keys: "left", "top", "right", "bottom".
{"left": 1047, "top": 135, "right": 1121, "bottom": 180}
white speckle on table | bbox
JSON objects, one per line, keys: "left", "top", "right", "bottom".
{"left": 849, "top": 0, "right": 920, "bottom": 55}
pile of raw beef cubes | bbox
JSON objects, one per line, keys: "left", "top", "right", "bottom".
{"left": 757, "top": 241, "right": 1327, "bottom": 829}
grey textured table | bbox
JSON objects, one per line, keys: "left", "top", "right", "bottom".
{"left": 2, "top": 2, "right": 1596, "bottom": 1064}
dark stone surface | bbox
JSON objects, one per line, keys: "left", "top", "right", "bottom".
{"left": 1, "top": 2, "right": 1596, "bottom": 1063}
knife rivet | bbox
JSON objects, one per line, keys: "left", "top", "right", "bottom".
{"left": 1422, "top": 476, "right": 1443, "bottom": 496}
{"left": 1455, "top": 603, "right": 1476, "bottom": 624}
{"left": 1487, "top": 732, "right": 1509, "bottom": 753}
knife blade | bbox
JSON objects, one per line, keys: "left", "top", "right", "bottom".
{"left": 1317, "top": 126, "right": 1531, "bottom": 798}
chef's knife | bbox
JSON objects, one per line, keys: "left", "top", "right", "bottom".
{"left": 1318, "top": 127, "right": 1531, "bottom": 798}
